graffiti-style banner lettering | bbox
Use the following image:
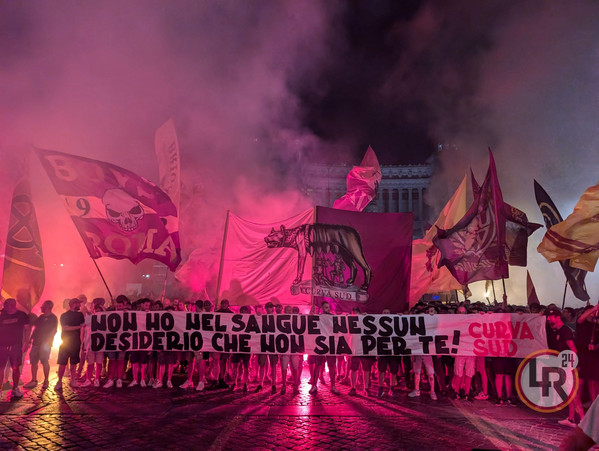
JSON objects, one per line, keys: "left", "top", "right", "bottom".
{"left": 85, "top": 312, "right": 547, "bottom": 357}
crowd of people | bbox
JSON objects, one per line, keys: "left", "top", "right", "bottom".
{"left": 1, "top": 293, "right": 598, "bottom": 429}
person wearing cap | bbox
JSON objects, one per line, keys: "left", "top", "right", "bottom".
{"left": 0, "top": 298, "right": 31, "bottom": 399}
{"left": 55, "top": 298, "right": 85, "bottom": 391}
{"left": 547, "top": 308, "right": 585, "bottom": 428}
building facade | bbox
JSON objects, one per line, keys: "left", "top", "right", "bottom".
{"left": 300, "top": 163, "right": 432, "bottom": 238}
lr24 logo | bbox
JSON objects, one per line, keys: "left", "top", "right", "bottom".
{"left": 515, "top": 349, "right": 579, "bottom": 413}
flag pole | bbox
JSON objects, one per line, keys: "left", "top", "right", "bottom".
{"left": 161, "top": 269, "right": 169, "bottom": 302}
{"left": 310, "top": 206, "right": 317, "bottom": 310}
{"left": 91, "top": 258, "right": 114, "bottom": 303}
{"left": 215, "top": 210, "right": 230, "bottom": 303}
{"left": 501, "top": 278, "right": 508, "bottom": 308}
{"left": 561, "top": 279, "right": 568, "bottom": 309}
{"left": 491, "top": 280, "right": 497, "bottom": 304}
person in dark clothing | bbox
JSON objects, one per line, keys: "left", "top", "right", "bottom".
{"left": 211, "top": 299, "right": 234, "bottom": 389}
{"left": 0, "top": 298, "right": 31, "bottom": 399}
{"left": 24, "top": 300, "right": 58, "bottom": 389}
{"left": 546, "top": 308, "right": 585, "bottom": 428}
{"left": 55, "top": 298, "right": 85, "bottom": 391}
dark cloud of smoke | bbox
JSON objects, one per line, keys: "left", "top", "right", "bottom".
{"left": 386, "top": 0, "right": 599, "bottom": 305}
{"left": 2, "top": 0, "right": 598, "bottom": 307}
{"left": 0, "top": 0, "right": 346, "bottom": 302}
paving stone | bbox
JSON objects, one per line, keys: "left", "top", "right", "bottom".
{"left": 0, "top": 367, "right": 576, "bottom": 450}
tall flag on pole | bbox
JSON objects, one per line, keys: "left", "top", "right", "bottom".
{"left": 538, "top": 181, "right": 599, "bottom": 272}
{"left": 1, "top": 179, "right": 45, "bottom": 312}
{"left": 433, "top": 150, "right": 508, "bottom": 285}
{"left": 409, "top": 175, "right": 466, "bottom": 307}
{"left": 35, "top": 148, "right": 182, "bottom": 271}
{"left": 333, "top": 146, "right": 382, "bottom": 212}
{"left": 472, "top": 172, "right": 541, "bottom": 267}
{"left": 526, "top": 270, "right": 540, "bottom": 306}
{"left": 534, "top": 180, "right": 590, "bottom": 301}
{"left": 502, "top": 203, "right": 542, "bottom": 267}
{"left": 154, "top": 118, "right": 181, "bottom": 213}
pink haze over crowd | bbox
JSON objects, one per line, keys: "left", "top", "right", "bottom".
{"left": 1, "top": 1, "right": 599, "bottom": 307}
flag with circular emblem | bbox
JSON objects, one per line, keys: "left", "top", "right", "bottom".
{"left": 1, "top": 178, "right": 45, "bottom": 312}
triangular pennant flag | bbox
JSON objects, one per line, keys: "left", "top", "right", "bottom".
{"left": 526, "top": 270, "right": 541, "bottom": 306}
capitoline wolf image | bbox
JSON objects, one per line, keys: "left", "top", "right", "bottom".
{"left": 264, "top": 223, "right": 372, "bottom": 300}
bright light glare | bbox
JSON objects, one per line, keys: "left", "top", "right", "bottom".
{"left": 53, "top": 330, "right": 62, "bottom": 348}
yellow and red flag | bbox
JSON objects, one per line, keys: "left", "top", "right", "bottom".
{"left": 538, "top": 181, "right": 599, "bottom": 272}
{"left": 409, "top": 175, "right": 467, "bottom": 307}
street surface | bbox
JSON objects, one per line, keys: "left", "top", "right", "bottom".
{"left": 0, "top": 363, "right": 574, "bottom": 451}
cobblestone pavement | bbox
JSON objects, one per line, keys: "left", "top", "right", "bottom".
{"left": 0, "top": 367, "right": 574, "bottom": 450}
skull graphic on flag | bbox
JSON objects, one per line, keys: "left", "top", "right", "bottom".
{"left": 35, "top": 148, "right": 181, "bottom": 271}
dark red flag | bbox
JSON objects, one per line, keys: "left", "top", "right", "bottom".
{"left": 434, "top": 150, "right": 508, "bottom": 285}
{"left": 313, "top": 207, "right": 413, "bottom": 313}
{"left": 35, "top": 148, "right": 181, "bottom": 271}
{"left": 471, "top": 170, "right": 541, "bottom": 267}
{"left": 1, "top": 179, "right": 45, "bottom": 312}
{"left": 503, "top": 204, "right": 542, "bottom": 267}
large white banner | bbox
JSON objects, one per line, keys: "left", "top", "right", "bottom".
{"left": 86, "top": 312, "right": 547, "bottom": 358}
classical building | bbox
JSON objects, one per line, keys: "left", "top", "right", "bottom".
{"left": 300, "top": 163, "right": 433, "bottom": 238}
